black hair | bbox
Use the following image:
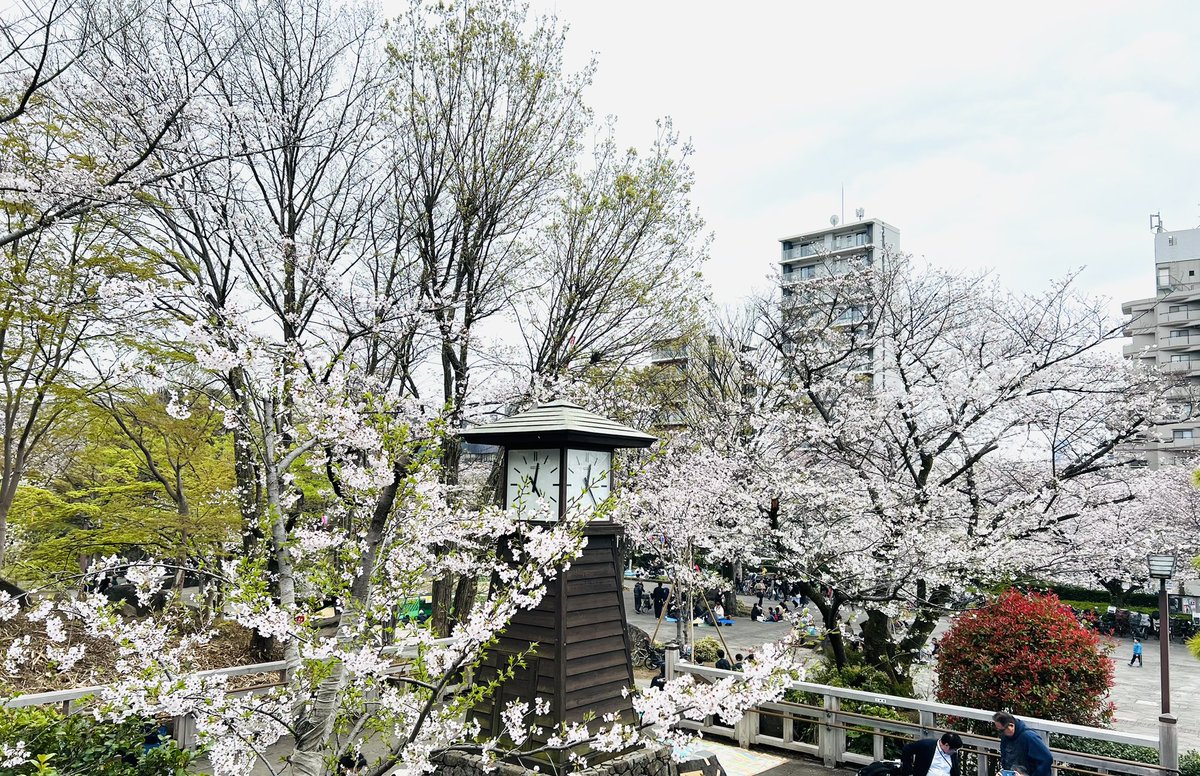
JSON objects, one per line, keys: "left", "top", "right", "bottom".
{"left": 940, "top": 732, "right": 964, "bottom": 749}
{"left": 993, "top": 711, "right": 1017, "bottom": 727}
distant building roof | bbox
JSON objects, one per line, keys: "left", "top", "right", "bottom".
{"left": 458, "top": 399, "right": 656, "bottom": 449}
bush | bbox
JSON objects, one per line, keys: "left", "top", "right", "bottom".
{"left": 0, "top": 706, "right": 196, "bottom": 775}
{"left": 1181, "top": 750, "right": 1200, "bottom": 776}
{"left": 936, "top": 590, "right": 1114, "bottom": 726}
{"left": 1050, "top": 734, "right": 1157, "bottom": 765}
{"left": 692, "top": 636, "right": 722, "bottom": 664}
{"left": 787, "top": 660, "right": 912, "bottom": 759}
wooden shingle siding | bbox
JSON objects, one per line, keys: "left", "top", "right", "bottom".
{"left": 469, "top": 524, "right": 636, "bottom": 755}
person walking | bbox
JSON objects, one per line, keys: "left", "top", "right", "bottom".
{"left": 652, "top": 582, "right": 669, "bottom": 619}
{"left": 993, "top": 711, "right": 1053, "bottom": 776}
{"left": 1129, "top": 638, "right": 1143, "bottom": 667}
{"left": 633, "top": 580, "right": 645, "bottom": 614}
{"left": 754, "top": 578, "right": 766, "bottom": 606}
{"left": 900, "top": 732, "right": 963, "bottom": 776}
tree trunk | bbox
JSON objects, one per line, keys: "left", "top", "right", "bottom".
{"left": 431, "top": 575, "right": 454, "bottom": 637}
{"left": 452, "top": 575, "right": 477, "bottom": 626}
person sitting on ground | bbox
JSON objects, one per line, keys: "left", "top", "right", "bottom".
{"left": 993, "top": 711, "right": 1052, "bottom": 776}
{"left": 900, "top": 732, "right": 963, "bottom": 776}
{"left": 751, "top": 602, "right": 763, "bottom": 621}
{"left": 713, "top": 602, "right": 726, "bottom": 624}
{"left": 733, "top": 652, "right": 745, "bottom": 670}
{"left": 715, "top": 649, "right": 732, "bottom": 670}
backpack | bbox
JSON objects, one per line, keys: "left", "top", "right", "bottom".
{"left": 857, "top": 762, "right": 901, "bottom": 776}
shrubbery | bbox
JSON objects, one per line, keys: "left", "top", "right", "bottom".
{"left": 692, "top": 636, "right": 722, "bottom": 664}
{"left": 0, "top": 706, "right": 195, "bottom": 775}
{"left": 936, "top": 590, "right": 1115, "bottom": 726}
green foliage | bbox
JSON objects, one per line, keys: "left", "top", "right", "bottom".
{"left": 8, "top": 394, "right": 240, "bottom": 582}
{"left": 692, "top": 636, "right": 721, "bottom": 664}
{"left": 1181, "top": 750, "right": 1200, "bottom": 776}
{"left": 786, "top": 659, "right": 912, "bottom": 758}
{"left": 1049, "top": 734, "right": 1157, "bottom": 766}
{"left": 936, "top": 590, "right": 1115, "bottom": 726}
{"left": 1019, "top": 581, "right": 1158, "bottom": 609}
{"left": 0, "top": 706, "right": 195, "bottom": 774}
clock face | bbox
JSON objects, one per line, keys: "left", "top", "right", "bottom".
{"left": 565, "top": 448, "right": 612, "bottom": 513}
{"left": 507, "top": 448, "right": 561, "bottom": 517}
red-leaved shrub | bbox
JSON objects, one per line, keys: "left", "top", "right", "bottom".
{"left": 935, "top": 590, "right": 1115, "bottom": 725}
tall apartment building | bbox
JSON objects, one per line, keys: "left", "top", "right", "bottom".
{"left": 779, "top": 217, "right": 899, "bottom": 382}
{"left": 1122, "top": 225, "right": 1200, "bottom": 467}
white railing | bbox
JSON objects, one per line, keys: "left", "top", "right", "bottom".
{"left": 666, "top": 650, "right": 1176, "bottom": 776}
{"left": 4, "top": 638, "right": 455, "bottom": 748}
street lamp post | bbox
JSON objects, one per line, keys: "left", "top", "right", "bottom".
{"left": 1148, "top": 553, "right": 1179, "bottom": 774}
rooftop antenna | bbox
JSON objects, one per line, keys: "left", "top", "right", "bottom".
{"left": 855, "top": 207, "right": 865, "bottom": 221}
{"left": 1151, "top": 213, "right": 1163, "bottom": 233}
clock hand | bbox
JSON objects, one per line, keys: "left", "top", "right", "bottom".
{"left": 531, "top": 462, "right": 541, "bottom": 497}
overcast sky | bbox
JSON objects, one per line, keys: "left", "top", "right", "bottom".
{"left": 518, "top": 0, "right": 1200, "bottom": 317}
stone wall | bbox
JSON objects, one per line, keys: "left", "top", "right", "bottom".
{"left": 434, "top": 745, "right": 674, "bottom": 776}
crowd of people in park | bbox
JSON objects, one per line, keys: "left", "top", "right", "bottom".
{"left": 630, "top": 571, "right": 822, "bottom": 626}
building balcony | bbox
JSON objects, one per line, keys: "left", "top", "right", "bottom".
{"left": 649, "top": 347, "right": 688, "bottom": 364}
{"left": 1160, "top": 333, "right": 1200, "bottom": 349}
{"left": 1163, "top": 361, "right": 1200, "bottom": 377}
{"left": 1159, "top": 309, "right": 1200, "bottom": 325}
{"left": 1124, "top": 342, "right": 1157, "bottom": 357}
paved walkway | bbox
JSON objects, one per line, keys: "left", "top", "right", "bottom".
{"left": 692, "top": 740, "right": 854, "bottom": 776}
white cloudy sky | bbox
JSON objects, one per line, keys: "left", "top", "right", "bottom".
{"left": 517, "top": 0, "right": 1200, "bottom": 316}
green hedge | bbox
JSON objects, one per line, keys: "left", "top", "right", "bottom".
{"left": 1034, "top": 582, "right": 1159, "bottom": 608}
{"left": 0, "top": 706, "right": 195, "bottom": 775}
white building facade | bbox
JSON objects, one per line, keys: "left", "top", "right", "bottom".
{"left": 1121, "top": 225, "right": 1200, "bottom": 467}
{"left": 779, "top": 218, "right": 899, "bottom": 383}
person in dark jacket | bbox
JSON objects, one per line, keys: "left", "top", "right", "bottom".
{"left": 993, "top": 712, "right": 1053, "bottom": 776}
{"left": 900, "top": 732, "right": 963, "bottom": 776}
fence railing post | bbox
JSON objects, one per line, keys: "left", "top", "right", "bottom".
{"left": 665, "top": 644, "right": 679, "bottom": 682}
{"left": 874, "top": 727, "right": 885, "bottom": 761}
{"left": 736, "top": 709, "right": 756, "bottom": 748}
{"left": 821, "top": 693, "right": 836, "bottom": 768}
{"left": 1160, "top": 713, "right": 1179, "bottom": 774}
{"left": 919, "top": 709, "right": 935, "bottom": 738}
{"left": 977, "top": 750, "right": 990, "bottom": 776}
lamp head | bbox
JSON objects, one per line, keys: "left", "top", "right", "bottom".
{"left": 1147, "top": 553, "right": 1178, "bottom": 580}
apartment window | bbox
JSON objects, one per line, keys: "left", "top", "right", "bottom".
{"left": 836, "top": 306, "right": 865, "bottom": 324}
{"left": 782, "top": 288, "right": 794, "bottom": 298}
{"left": 1171, "top": 330, "right": 1190, "bottom": 338}
{"left": 855, "top": 231, "right": 868, "bottom": 246}
{"left": 797, "top": 264, "right": 817, "bottom": 280}
{"left": 1170, "top": 354, "right": 1196, "bottom": 362}
{"left": 1159, "top": 268, "right": 1171, "bottom": 287}
{"left": 1168, "top": 305, "right": 1188, "bottom": 313}
{"left": 1174, "top": 429, "right": 1194, "bottom": 441}
{"left": 799, "top": 242, "right": 818, "bottom": 257}
{"left": 1169, "top": 236, "right": 1178, "bottom": 246}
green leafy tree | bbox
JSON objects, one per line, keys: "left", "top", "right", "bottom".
{"left": 8, "top": 392, "right": 239, "bottom": 583}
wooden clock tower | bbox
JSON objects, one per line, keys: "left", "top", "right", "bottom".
{"left": 458, "top": 400, "right": 655, "bottom": 763}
